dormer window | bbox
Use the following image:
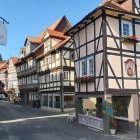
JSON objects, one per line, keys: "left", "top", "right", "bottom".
{"left": 121, "top": 20, "right": 133, "bottom": 36}
{"left": 44, "top": 40, "right": 50, "bottom": 47}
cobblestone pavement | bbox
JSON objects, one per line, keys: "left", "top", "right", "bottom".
{"left": 0, "top": 101, "right": 137, "bottom": 140}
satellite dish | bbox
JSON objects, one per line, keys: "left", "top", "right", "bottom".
{"left": 0, "top": 21, "right": 7, "bottom": 45}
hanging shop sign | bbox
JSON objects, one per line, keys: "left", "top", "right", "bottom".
{"left": 0, "top": 21, "right": 7, "bottom": 45}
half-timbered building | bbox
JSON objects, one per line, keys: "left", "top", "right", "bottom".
{"left": 66, "top": 0, "right": 140, "bottom": 133}
{"left": 7, "top": 57, "right": 19, "bottom": 97}
{"left": 15, "top": 37, "right": 43, "bottom": 106}
{"left": 37, "top": 16, "right": 75, "bottom": 112}
{"left": 0, "top": 61, "right": 8, "bottom": 98}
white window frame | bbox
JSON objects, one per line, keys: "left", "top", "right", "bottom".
{"left": 80, "top": 59, "right": 86, "bottom": 77}
{"left": 121, "top": 20, "right": 133, "bottom": 36}
{"left": 87, "top": 56, "right": 94, "bottom": 76}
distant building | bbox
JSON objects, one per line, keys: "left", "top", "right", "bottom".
{"left": 7, "top": 57, "right": 19, "bottom": 97}
{"left": 0, "top": 61, "right": 8, "bottom": 97}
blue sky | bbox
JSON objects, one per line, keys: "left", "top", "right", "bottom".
{"left": 0, "top": 0, "right": 102, "bottom": 60}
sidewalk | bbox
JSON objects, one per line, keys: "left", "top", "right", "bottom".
{"left": 111, "top": 131, "right": 140, "bottom": 140}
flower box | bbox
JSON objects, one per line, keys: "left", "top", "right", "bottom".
{"left": 75, "top": 75, "right": 94, "bottom": 83}
{"left": 121, "top": 36, "right": 138, "bottom": 43}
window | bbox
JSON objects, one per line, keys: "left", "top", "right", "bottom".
{"left": 112, "top": 97, "right": 130, "bottom": 118}
{"left": 63, "top": 71, "right": 69, "bottom": 80}
{"left": 87, "top": 57, "right": 94, "bottom": 75}
{"left": 80, "top": 60, "right": 86, "bottom": 76}
{"left": 52, "top": 55, "right": 55, "bottom": 63}
{"left": 121, "top": 20, "right": 132, "bottom": 36}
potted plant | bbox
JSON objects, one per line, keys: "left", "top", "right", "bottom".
{"left": 121, "top": 35, "right": 138, "bottom": 43}
{"left": 109, "top": 117, "right": 118, "bottom": 135}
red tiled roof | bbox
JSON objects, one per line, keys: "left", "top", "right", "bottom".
{"left": 99, "top": 0, "right": 131, "bottom": 12}
{"left": 10, "top": 57, "right": 19, "bottom": 65}
{"left": 46, "top": 29, "right": 67, "bottom": 39}
{"left": 27, "top": 37, "right": 42, "bottom": 44}
{"left": 0, "top": 62, "right": 8, "bottom": 71}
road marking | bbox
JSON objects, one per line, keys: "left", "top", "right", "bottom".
{"left": 0, "top": 114, "right": 68, "bottom": 124}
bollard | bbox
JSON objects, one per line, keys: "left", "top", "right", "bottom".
{"left": 136, "top": 119, "right": 139, "bottom": 139}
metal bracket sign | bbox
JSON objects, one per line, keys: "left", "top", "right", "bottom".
{"left": 0, "top": 17, "right": 9, "bottom": 45}
{"left": 0, "top": 21, "right": 7, "bottom": 45}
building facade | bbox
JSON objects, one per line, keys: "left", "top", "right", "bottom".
{"left": 7, "top": 57, "right": 19, "bottom": 97}
{"left": 66, "top": 0, "right": 140, "bottom": 133}
{"left": 37, "top": 29, "right": 75, "bottom": 112}
{"left": 16, "top": 16, "right": 75, "bottom": 111}
{"left": 15, "top": 37, "right": 42, "bottom": 106}
{"left": 0, "top": 61, "right": 8, "bottom": 98}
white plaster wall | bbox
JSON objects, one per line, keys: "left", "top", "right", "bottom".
{"left": 95, "top": 17, "right": 102, "bottom": 37}
{"left": 108, "top": 55, "right": 121, "bottom": 77}
{"left": 79, "top": 28, "right": 86, "bottom": 46}
{"left": 74, "top": 33, "right": 79, "bottom": 48}
{"left": 51, "top": 38, "right": 61, "bottom": 47}
{"left": 86, "top": 22, "right": 94, "bottom": 42}
{"left": 80, "top": 45, "right": 86, "bottom": 57}
{"left": 108, "top": 79, "right": 122, "bottom": 89}
{"left": 96, "top": 38, "right": 103, "bottom": 51}
{"left": 107, "top": 37, "right": 120, "bottom": 49}
{"left": 95, "top": 53, "right": 103, "bottom": 77}
{"left": 96, "top": 78, "right": 104, "bottom": 91}
{"left": 87, "top": 82, "right": 95, "bottom": 92}
{"left": 135, "top": 24, "right": 140, "bottom": 41}
{"left": 80, "top": 83, "right": 86, "bottom": 92}
{"left": 106, "top": 16, "right": 119, "bottom": 37}
{"left": 128, "top": 94, "right": 139, "bottom": 122}
{"left": 124, "top": 80, "right": 136, "bottom": 89}
{"left": 122, "top": 42, "right": 134, "bottom": 51}
{"left": 87, "top": 42, "right": 94, "bottom": 55}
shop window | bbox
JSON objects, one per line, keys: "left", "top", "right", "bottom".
{"left": 112, "top": 96, "right": 130, "bottom": 118}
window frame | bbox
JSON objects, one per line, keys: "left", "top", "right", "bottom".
{"left": 121, "top": 20, "right": 133, "bottom": 36}
{"left": 87, "top": 56, "right": 94, "bottom": 76}
{"left": 80, "top": 59, "right": 87, "bottom": 77}
{"left": 63, "top": 71, "right": 69, "bottom": 80}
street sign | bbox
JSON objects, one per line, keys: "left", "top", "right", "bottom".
{"left": 0, "top": 21, "right": 7, "bottom": 45}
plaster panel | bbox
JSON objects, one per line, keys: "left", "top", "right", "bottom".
{"left": 87, "top": 22, "right": 94, "bottom": 42}
{"left": 95, "top": 17, "right": 102, "bottom": 38}
{"left": 79, "top": 28, "right": 86, "bottom": 46}
{"left": 95, "top": 53, "right": 103, "bottom": 77}
{"left": 108, "top": 55, "right": 121, "bottom": 77}
{"left": 124, "top": 80, "right": 136, "bottom": 89}
{"left": 87, "top": 42, "right": 94, "bottom": 55}
{"left": 107, "top": 37, "right": 120, "bottom": 49}
{"left": 108, "top": 79, "right": 122, "bottom": 89}
{"left": 80, "top": 83, "right": 86, "bottom": 92}
{"left": 106, "top": 16, "right": 119, "bottom": 37}
{"left": 87, "top": 82, "right": 95, "bottom": 92}
{"left": 80, "top": 45, "right": 86, "bottom": 57}
{"left": 74, "top": 33, "right": 79, "bottom": 48}
{"left": 135, "top": 24, "right": 140, "bottom": 41}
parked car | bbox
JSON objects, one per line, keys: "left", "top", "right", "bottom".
{"left": 13, "top": 97, "right": 21, "bottom": 104}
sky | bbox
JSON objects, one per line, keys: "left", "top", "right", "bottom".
{"left": 0, "top": 0, "right": 102, "bottom": 60}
